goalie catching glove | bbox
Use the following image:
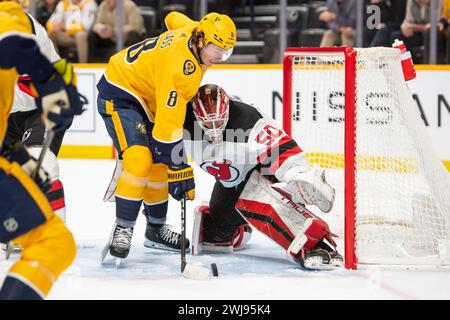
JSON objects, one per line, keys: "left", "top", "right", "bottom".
{"left": 1, "top": 141, "right": 51, "bottom": 193}
{"left": 31, "top": 59, "right": 85, "bottom": 132}
{"left": 167, "top": 165, "right": 195, "bottom": 201}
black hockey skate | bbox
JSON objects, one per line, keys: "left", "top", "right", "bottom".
{"left": 300, "top": 240, "right": 343, "bottom": 270}
{"left": 102, "top": 224, "right": 134, "bottom": 261}
{"left": 144, "top": 223, "right": 189, "bottom": 252}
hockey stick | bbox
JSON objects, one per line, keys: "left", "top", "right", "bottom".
{"left": 180, "top": 193, "right": 211, "bottom": 280}
{"left": 5, "top": 130, "right": 55, "bottom": 260}
{"left": 31, "top": 129, "right": 55, "bottom": 181}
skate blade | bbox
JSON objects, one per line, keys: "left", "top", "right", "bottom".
{"left": 100, "top": 251, "right": 126, "bottom": 268}
{"left": 143, "top": 239, "right": 190, "bottom": 253}
{"left": 100, "top": 241, "right": 111, "bottom": 264}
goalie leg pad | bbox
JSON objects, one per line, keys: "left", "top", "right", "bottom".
{"left": 236, "top": 170, "right": 319, "bottom": 251}
{"left": 287, "top": 218, "right": 336, "bottom": 261}
{"left": 272, "top": 165, "right": 335, "bottom": 213}
{"left": 191, "top": 205, "right": 252, "bottom": 255}
{"left": 236, "top": 170, "right": 340, "bottom": 265}
{"left": 46, "top": 179, "right": 66, "bottom": 223}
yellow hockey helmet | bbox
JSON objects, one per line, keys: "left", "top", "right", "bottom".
{"left": 198, "top": 12, "right": 236, "bottom": 51}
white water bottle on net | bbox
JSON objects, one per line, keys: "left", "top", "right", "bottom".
{"left": 283, "top": 47, "right": 450, "bottom": 269}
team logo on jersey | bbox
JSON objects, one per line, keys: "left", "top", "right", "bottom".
{"left": 183, "top": 60, "right": 196, "bottom": 75}
{"left": 136, "top": 122, "right": 147, "bottom": 135}
{"left": 22, "top": 128, "right": 32, "bottom": 143}
{"left": 3, "top": 218, "right": 18, "bottom": 233}
{"left": 200, "top": 160, "right": 239, "bottom": 182}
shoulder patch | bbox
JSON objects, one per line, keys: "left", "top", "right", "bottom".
{"left": 183, "top": 59, "right": 196, "bottom": 75}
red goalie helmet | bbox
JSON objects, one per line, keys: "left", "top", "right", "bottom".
{"left": 191, "top": 84, "right": 230, "bottom": 144}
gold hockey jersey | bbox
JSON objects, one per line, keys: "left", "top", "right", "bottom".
{"left": 0, "top": 1, "right": 33, "bottom": 142}
{"left": 97, "top": 12, "right": 206, "bottom": 144}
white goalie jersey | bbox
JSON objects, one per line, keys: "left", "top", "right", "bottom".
{"left": 183, "top": 98, "right": 309, "bottom": 188}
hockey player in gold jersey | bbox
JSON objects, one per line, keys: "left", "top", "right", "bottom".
{"left": 0, "top": 1, "right": 84, "bottom": 299}
{"left": 97, "top": 11, "right": 236, "bottom": 259}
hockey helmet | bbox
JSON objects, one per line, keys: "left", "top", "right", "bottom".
{"left": 197, "top": 12, "right": 236, "bottom": 61}
{"left": 191, "top": 84, "right": 230, "bottom": 144}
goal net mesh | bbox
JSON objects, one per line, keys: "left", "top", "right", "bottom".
{"left": 287, "top": 47, "right": 450, "bottom": 266}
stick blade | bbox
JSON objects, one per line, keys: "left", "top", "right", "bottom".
{"left": 182, "top": 264, "right": 210, "bottom": 280}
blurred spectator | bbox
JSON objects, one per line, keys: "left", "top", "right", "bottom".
{"left": 319, "top": 0, "right": 356, "bottom": 47}
{"left": 88, "top": 0, "right": 145, "bottom": 62}
{"left": 36, "top": 0, "right": 59, "bottom": 26}
{"left": 391, "top": 0, "right": 445, "bottom": 63}
{"left": 367, "top": 0, "right": 407, "bottom": 47}
{"left": 442, "top": 0, "right": 450, "bottom": 62}
{"left": 46, "top": 0, "right": 98, "bottom": 63}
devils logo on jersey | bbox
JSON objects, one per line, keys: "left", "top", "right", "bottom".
{"left": 200, "top": 160, "right": 239, "bottom": 182}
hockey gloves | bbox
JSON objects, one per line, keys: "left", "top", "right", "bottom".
{"left": 1, "top": 141, "right": 51, "bottom": 193}
{"left": 167, "top": 165, "right": 195, "bottom": 201}
{"left": 32, "top": 59, "right": 85, "bottom": 132}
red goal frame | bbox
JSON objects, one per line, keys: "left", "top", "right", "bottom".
{"left": 282, "top": 47, "right": 358, "bottom": 269}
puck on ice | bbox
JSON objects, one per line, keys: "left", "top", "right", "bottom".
{"left": 211, "top": 263, "right": 219, "bottom": 277}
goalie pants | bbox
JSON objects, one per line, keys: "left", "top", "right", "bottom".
{"left": 5, "top": 109, "right": 66, "bottom": 156}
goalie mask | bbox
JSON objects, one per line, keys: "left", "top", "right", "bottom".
{"left": 191, "top": 84, "right": 230, "bottom": 144}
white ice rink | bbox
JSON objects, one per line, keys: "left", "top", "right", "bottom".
{"left": 1, "top": 159, "right": 450, "bottom": 300}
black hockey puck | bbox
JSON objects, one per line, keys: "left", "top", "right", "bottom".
{"left": 211, "top": 263, "right": 219, "bottom": 277}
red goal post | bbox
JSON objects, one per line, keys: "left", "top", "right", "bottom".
{"left": 283, "top": 47, "right": 357, "bottom": 269}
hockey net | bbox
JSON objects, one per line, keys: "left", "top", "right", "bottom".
{"left": 283, "top": 47, "right": 450, "bottom": 269}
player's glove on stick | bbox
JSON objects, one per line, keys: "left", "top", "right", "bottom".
{"left": 167, "top": 165, "right": 195, "bottom": 201}
{"left": 1, "top": 141, "right": 51, "bottom": 193}
{"left": 32, "top": 59, "right": 85, "bottom": 132}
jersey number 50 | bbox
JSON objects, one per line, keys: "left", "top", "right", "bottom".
{"left": 126, "top": 36, "right": 159, "bottom": 63}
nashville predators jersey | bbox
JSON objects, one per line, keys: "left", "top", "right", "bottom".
{"left": 0, "top": 1, "right": 33, "bottom": 143}
{"left": 97, "top": 12, "right": 207, "bottom": 146}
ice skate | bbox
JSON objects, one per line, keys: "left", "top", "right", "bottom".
{"left": 144, "top": 223, "right": 189, "bottom": 252}
{"left": 101, "top": 224, "right": 133, "bottom": 265}
{"left": 298, "top": 240, "right": 343, "bottom": 271}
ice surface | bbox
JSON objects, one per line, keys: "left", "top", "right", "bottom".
{"left": 1, "top": 159, "right": 450, "bottom": 300}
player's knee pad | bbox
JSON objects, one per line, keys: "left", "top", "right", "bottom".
{"left": 10, "top": 215, "right": 76, "bottom": 297}
{"left": 28, "top": 147, "right": 59, "bottom": 180}
{"left": 144, "top": 163, "right": 168, "bottom": 204}
{"left": 118, "top": 146, "right": 153, "bottom": 198}
{"left": 122, "top": 145, "right": 153, "bottom": 178}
